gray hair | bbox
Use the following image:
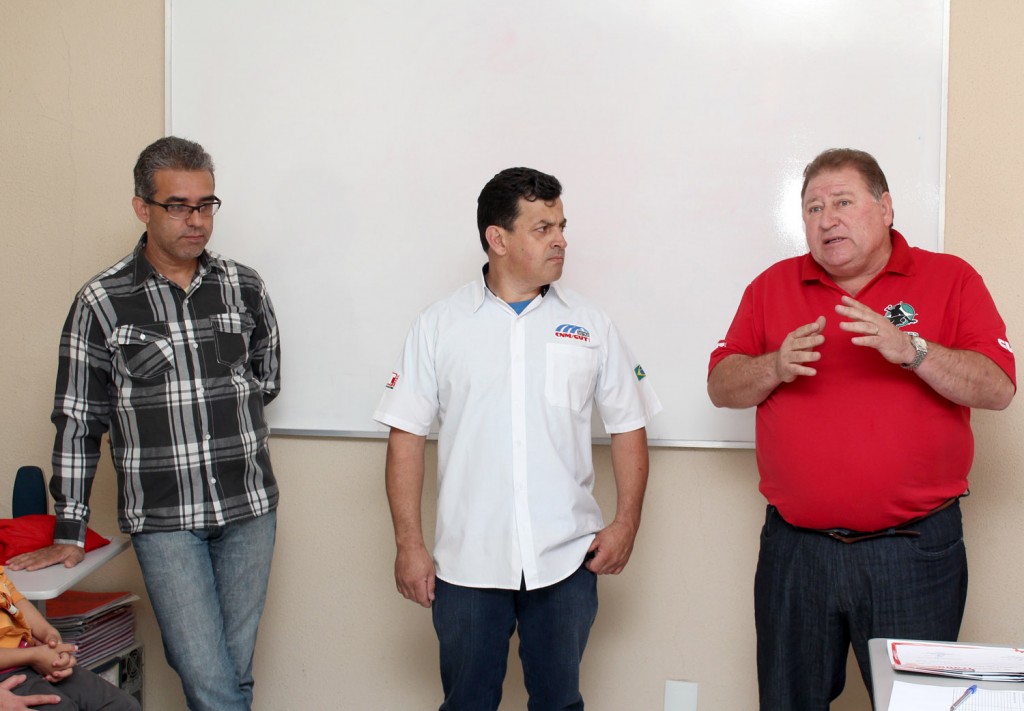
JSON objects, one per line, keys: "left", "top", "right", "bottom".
{"left": 133, "top": 136, "right": 215, "bottom": 200}
{"left": 801, "top": 148, "right": 889, "bottom": 202}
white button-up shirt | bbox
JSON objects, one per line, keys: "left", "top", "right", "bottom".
{"left": 374, "top": 273, "right": 662, "bottom": 590}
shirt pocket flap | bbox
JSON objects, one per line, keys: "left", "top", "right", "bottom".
{"left": 110, "top": 324, "right": 174, "bottom": 379}
{"left": 209, "top": 312, "right": 256, "bottom": 368}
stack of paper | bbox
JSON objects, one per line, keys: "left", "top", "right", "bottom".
{"left": 45, "top": 590, "right": 139, "bottom": 668}
{"left": 888, "top": 640, "right": 1024, "bottom": 682}
{"left": 889, "top": 681, "right": 1024, "bottom": 711}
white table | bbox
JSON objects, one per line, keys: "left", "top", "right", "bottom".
{"left": 869, "top": 637, "right": 1024, "bottom": 709}
{"left": 7, "top": 535, "right": 130, "bottom": 612}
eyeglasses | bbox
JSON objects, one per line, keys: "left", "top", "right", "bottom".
{"left": 144, "top": 198, "right": 222, "bottom": 220}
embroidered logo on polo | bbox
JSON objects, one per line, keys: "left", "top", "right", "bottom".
{"left": 998, "top": 338, "right": 1014, "bottom": 354}
{"left": 884, "top": 301, "right": 918, "bottom": 328}
{"left": 385, "top": 371, "right": 400, "bottom": 389}
{"left": 634, "top": 365, "right": 647, "bottom": 381}
{"left": 555, "top": 324, "right": 591, "bottom": 342}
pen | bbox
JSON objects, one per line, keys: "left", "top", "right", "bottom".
{"left": 949, "top": 684, "right": 977, "bottom": 711}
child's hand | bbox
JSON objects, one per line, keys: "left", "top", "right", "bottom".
{"left": 29, "top": 642, "right": 78, "bottom": 682}
{"left": 37, "top": 629, "right": 61, "bottom": 648}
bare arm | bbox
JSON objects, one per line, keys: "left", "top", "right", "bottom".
{"left": 17, "top": 600, "right": 61, "bottom": 647}
{"left": 2, "top": 602, "right": 77, "bottom": 682}
{"left": 708, "top": 316, "right": 827, "bottom": 409}
{"left": 0, "top": 643, "right": 77, "bottom": 684}
{"left": 836, "top": 296, "right": 1014, "bottom": 410}
{"left": 912, "top": 344, "right": 1014, "bottom": 409}
{"left": 586, "top": 427, "right": 649, "bottom": 575}
{"left": 384, "top": 427, "right": 435, "bottom": 607}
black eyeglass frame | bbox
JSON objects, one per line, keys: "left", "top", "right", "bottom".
{"left": 143, "top": 198, "right": 222, "bottom": 219}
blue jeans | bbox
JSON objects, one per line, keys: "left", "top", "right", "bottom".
{"left": 754, "top": 503, "right": 967, "bottom": 711}
{"left": 432, "top": 565, "right": 598, "bottom": 711}
{"left": 131, "top": 511, "right": 276, "bottom": 711}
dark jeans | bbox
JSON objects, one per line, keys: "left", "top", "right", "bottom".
{"left": 431, "top": 564, "right": 598, "bottom": 711}
{"left": 0, "top": 667, "right": 140, "bottom": 711}
{"left": 754, "top": 502, "right": 967, "bottom": 711}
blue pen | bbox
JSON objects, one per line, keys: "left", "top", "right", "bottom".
{"left": 949, "top": 684, "right": 977, "bottom": 711}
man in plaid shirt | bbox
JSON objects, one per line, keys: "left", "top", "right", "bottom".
{"left": 7, "top": 136, "right": 281, "bottom": 711}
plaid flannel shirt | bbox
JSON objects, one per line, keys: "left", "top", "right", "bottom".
{"left": 51, "top": 235, "right": 280, "bottom": 545}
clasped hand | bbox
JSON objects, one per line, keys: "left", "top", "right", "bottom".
{"left": 30, "top": 640, "right": 78, "bottom": 683}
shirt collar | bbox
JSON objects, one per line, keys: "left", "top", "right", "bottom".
{"left": 130, "top": 233, "right": 219, "bottom": 290}
{"left": 473, "top": 263, "right": 571, "bottom": 312}
{"left": 800, "top": 228, "right": 916, "bottom": 284}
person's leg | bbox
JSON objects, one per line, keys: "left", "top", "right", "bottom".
{"left": 42, "top": 667, "right": 141, "bottom": 711}
{"left": 432, "top": 579, "right": 517, "bottom": 711}
{"left": 846, "top": 503, "right": 968, "bottom": 701}
{"left": 516, "top": 564, "right": 598, "bottom": 711}
{"left": 754, "top": 506, "right": 850, "bottom": 711}
{"left": 0, "top": 670, "right": 74, "bottom": 711}
{"left": 207, "top": 511, "right": 277, "bottom": 707}
{"left": 133, "top": 527, "right": 251, "bottom": 711}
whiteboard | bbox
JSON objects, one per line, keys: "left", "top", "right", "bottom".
{"left": 167, "top": 0, "right": 947, "bottom": 446}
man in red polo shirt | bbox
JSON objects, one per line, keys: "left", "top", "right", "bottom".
{"left": 708, "top": 148, "right": 1015, "bottom": 711}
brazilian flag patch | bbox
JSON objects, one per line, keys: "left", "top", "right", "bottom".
{"left": 634, "top": 364, "right": 647, "bottom": 381}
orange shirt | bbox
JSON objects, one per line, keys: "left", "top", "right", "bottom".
{"left": 0, "top": 567, "right": 32, "bottom": 649}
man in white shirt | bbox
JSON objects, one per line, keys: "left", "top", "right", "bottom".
{"left": 374, "top": 167, "right": 661, "bottom": 710}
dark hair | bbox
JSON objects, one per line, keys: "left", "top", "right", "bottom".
{"left": 477, "top": 167, "right": 562, "bottom": 252}
{"left": 800, "top": 148, "right": 889, "bottom": 201}
{"left": 133, "top": 136, "right": 215, "bottom": 200}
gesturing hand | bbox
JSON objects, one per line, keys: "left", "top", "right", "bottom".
{"left": 835, "top": 296, "right": 916, "bottom": 365}
{"left": 775, "top": 315, "right": 826, "bottom": 383}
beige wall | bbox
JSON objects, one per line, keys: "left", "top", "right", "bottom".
{"left": 1, "top": 2, "right": 1020, "bottom": 709}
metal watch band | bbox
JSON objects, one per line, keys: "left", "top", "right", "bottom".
{"left": 901, "top": 332, "right": 928, "bottom": 370}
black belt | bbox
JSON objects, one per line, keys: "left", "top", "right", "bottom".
{"left": 795, "top": 492, "right": 967, "bottom": 544}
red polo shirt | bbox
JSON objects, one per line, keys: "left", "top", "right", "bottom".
{"left": 708, "top": 231, "right": 1016, "bottom": 530}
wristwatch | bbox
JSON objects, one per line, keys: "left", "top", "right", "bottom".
{"left": 901, "top": 332, "right": 928, "bottom": 370}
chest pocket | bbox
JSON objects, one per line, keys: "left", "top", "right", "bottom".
{"left": 210, "top": 312, "right": 256, "bottom": 369}
{"left": 111, "top": 324, "right": 174, "bottom": 379}
{"left": 545, "top": 343, "right": 599, "bottom": 412}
